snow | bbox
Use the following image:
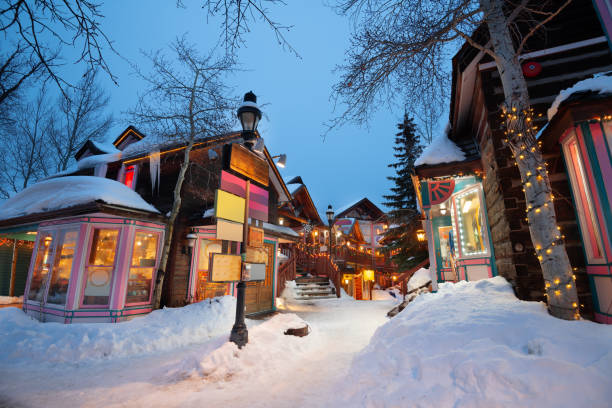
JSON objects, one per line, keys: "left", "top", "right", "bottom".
{"left": 263, "top": 221, "right": 300, "bottom": 237}
{"left": 335, "top": 277, "right": 612, "bottom": 407}
{"left": 0, "top": 176, "right": 159, "bottom": 220}
{"left": 371, "top": 289, "right": 396, "bottom": 301}
{"left": 407, "top": 267, "right": 432, "bottom": 290}
{"left": 91, "top": 140, "right": 121, "bottom": 154}
{"left": 1, "top": 278, "right": 610, "bottom": 407}
{"left": 414, "top": 133, "right": 466, "bottom": 166}
{"left": 548, "top": 73, "right": 612, "bottom": 120}
{"left": 0, "top": 295, "right": 22, "bottom": 305}
{"left": 76, "top": 152, "right": 122, "bottom": 170}
{"left": 0, "top": 296, "right": 236, "bottom": 364}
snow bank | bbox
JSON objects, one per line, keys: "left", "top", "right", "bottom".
{"left": 414, "top": 133, "right": 466, "bottom": 167}
{"left": 165, "top": 313, "right": 311, "bottom": 383}
{"left": 407, "top": 267, "right": 431, "bottom": 291}
{"left": 0, "top": 296, "right": 236, "bottom": 364}
{"left": 548, "top": 74, "right": 612, "bottom": 120}
{"left": 335, "top": 277, "right": 612, "bottom": 407}
{"left": 0, "top": 296, "right": 22, "bottom": 305}
{"left": 0, "top": 176, "right": 159, "bottom": 220}
{"left": 371, "top": 289, "right": 395, "bottom": 301}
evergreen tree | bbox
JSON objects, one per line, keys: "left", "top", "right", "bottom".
{"left": 382, "top": 112, "right": 427, "bottom": 269}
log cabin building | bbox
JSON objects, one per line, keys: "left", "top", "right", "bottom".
{"left": 415, "top": 0, "right": 612, "bottom": 322}
{"left": 0, "top": 126, "right": 300, "bottom": 322}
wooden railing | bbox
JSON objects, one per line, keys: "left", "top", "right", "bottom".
{"left": 395, "top": 258, "right": 430, "bottom": 296}
{"left": 277, "top": 248, "right": 297, "bottom": 297}
{"left": 295, "top": 248, "right": 341, "bottom": 298}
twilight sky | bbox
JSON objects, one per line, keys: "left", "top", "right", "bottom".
{"left": 85, "top": 1, "right": 443, "bottom": 219}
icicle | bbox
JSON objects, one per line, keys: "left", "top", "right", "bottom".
{"left": 150, "top": 149, "right": 160, "bottom": 194}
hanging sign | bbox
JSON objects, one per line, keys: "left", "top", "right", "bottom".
{"left": 220, "top": 171, "right": 269, "bottom": 222}
{"left": 243, "top": 263, "right": 266, "bottom": 281}
{"left": 214, "top": 189, "right": 245, "bottom": 223}
{"left": 246, "top": 247, "right": 268, "bottom": 264}
{"left": 248, "top": 226, "right": 264, "bottom": 248}
{"left": 216, "top": 219, "right": 243, "bottom": 242}
{"left": 209, "top": 254, "right": 242, "bottom": 282}
{"left": 224, "top": 143, "right": 269, "bottom": 186}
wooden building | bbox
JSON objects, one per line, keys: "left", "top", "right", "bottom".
{"left": 0, "top": 126, "right": 299, "bottom": 322}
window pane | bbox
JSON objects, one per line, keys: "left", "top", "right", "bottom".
{"left": 455, "top": 190, "right": 487, "bottom": 256}
{"left": 83, "top": 228, "right": 118, "bottom": 305}
{"left": 47, "top": 230, "right": 78, "bottom": 305}
{"left": 126, "top": 267, "right": 154, "bottom": 304}
{"left": 28, "top": 233, "right": 53, "bottom": 301}
{"left": 131, "top": 232, "right": 158, "bottom": 267}
{"left": 125, "top": 232, "right": 159, "bottom": 304}
{"left": 89, "top": 229, "right": 119, "bottom": 266}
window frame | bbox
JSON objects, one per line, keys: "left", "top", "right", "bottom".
{"left": 451, "top": 184, "right": 491, "bottom": 259}
{"left": 44, "top": 227, "right": 80, "bottom": 307}
{"left": 124, "top": 228, "right": 162, "bottom": 306}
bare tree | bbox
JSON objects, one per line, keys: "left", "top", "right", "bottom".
{"left": 0, "top": 42, "right": 46, "bottom": 107}
{"left": 0, "top": 89, "right": 51, "bottom": 198}
{"left": 0, "top": 0, "right": 118, "bottom": 103}
{"left": 46, "top": 70, "right": 113, "bottom": 173}
{"left": 334, "top": 0, "right": 578, "bottom": 320}
{"left": 129, "top": 37, "right": 236, "bottom": 309}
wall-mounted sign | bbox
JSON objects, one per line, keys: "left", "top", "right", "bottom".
{"left": 246, "top": 246, "right": 268, "bottom": 264}
{"left": 224, "top": 143, "right": 269, "bottom": 186}
{"left": 248, "top": 226, "right": 264, "bottom": 248}
{"left": 243, "top": 263, "right": 266, "bottom": 281}
{"left": 220, "top": 170, "right": 269, "bottom": 222}
{"left": 214, "top": 189, "right": 245, "bottom": 224}
{"left": 216, "top": 219, "right": 243, "bottom": 242}
{"left": 209, "top": 254, "right": 242, "bottom": 282}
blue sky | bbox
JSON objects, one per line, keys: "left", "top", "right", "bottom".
{"left": 86, "top": 1, "right": 437, "bottom": 218}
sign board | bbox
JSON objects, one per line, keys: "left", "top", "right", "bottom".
{"left": 209, "top": 254, "right": 242, "bottom": 282}
{"left": 246, "top": 246, "right": 268, "bottom": 264}
{"left": 216, "top": 219, "right": 243, "bottom": 242}
{"left": 248, "top": 226, "right": 264, "bottom": 248}
{"left": 320, "top": 245, "right": 327, "bottom": 252}
{"left": 243, "top": 263, "right": 266, "bottom": 281}
{"left": 214, "top": 189, "right": 245, "bottom": 223}
{"left": 225, "top": 143, "right": 269, "bottom": 186}
{"left": 220, "top": 170, "right": 269, "bottom": 222}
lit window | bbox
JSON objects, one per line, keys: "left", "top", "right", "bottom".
{"left": 123, "top": 165, "right": 136, "bottom": 189}
{"left": 47, "top": 229, "right": 79, "bottom": 305}
{"left": 125, "top": 232, "right": 159, "bottom": 304}
{"left": 454, "top": 188, "right": 488, "bottom": 257}
{"left": 28, "top": 233, "right": 54, "bottom": 302}
{"left": 83, "top": 229, "right": 119, "bottom": 306}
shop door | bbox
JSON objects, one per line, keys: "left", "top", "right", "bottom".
{"left": 245, "top": 242, "right": 274, "bottom": 315}
{"left": 432, "top": 216, "right": 454, "bottom": 281}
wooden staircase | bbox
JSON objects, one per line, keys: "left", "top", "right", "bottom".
{"left": 294, "top": 276, "right": 337, "bottom": 300}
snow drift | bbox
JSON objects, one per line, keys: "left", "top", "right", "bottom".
{"left": 0, "top": 296, "right": 236, "bottom": 364}
{"left": 414, "top": 133, "right": 466, "bottom": 167}
{"left": 336, "top": 277, "right": 612, "bottom": 407}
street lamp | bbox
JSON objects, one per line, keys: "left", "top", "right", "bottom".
{"left": 237, "top": 91, "right": 262, "bottom": 150}
{"left": 326, "top": 204, "right": 334, "bottom": 259}
{"left": 230, "top": 91, "right": 262, "bottom": 349}
{"left": 416, "top": 229, "right": 426, "bottom": 242}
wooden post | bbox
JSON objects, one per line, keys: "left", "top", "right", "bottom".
{"left": 9, "top": 239, "right": 17, "bottom": 297}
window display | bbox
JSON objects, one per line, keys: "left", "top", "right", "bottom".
{"left": 126, "top": 231, "right": 159, "bottom": 304}
{"left": 28, "top": 233, "right": 54, "bottom": 302}
{"left": 455, "top": 189, "right": 487, "bottom": 256}
{"left": 47, "top": 229, "right": 78, "bottom": 305}
{"left": 195, "top": 239, "right": 225, "bottom": 302}
{"left": 83, "top": 228, "right": 119, "bottom": 306}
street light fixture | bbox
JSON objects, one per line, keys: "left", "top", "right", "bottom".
{"left": 326, "top": 204, "right": 334, "bottom": 259}
{"left": 230, "top": 91, "right": 262, "bottom": 349}
{"left": 272, "top": 154, "right": 287, "bottom": 168}
{"left": 416, "top": 229, "right": 426, "bottom": 242}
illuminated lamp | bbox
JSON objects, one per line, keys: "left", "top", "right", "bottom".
{"left": 416, "top": 229, "right": 426, "bottom": 242}
{"left": 237, "top": 91, "right": 262, "bottom": 149}
{"left": 363, "top": 269, "right": 375, "bottom": 281}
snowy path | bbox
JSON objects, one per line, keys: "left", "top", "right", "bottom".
{"left": 0, "top": 296, "right": 396, "bottom": 408}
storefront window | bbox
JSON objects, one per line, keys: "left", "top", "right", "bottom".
{"left": 195, "top": 239, "right": 223, "bottom": 302}
{"left": 439, "top": 226, "right": 453, "bottom": 268}
{"left": 455, "top": 189, "right": 487, "bottom": 256}
{"left": 47, "top": 229, "right": 78, "bottom": 305}
{"left": 564, "top": 136, "right": 605, "bottom": 262}
{"left": 28, "top": 233, "right": 54, "bottom": 302}
{"left": 83, "top": 228, "right": 119, "bottom": 306}
{"left": 126, "top": 231, "right": 159, "bottom": 304}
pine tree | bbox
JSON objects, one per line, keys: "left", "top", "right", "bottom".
{"left": 382, "top": 112, "right": 427, "bottom": 269}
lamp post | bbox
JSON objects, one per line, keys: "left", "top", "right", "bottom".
{"left": 230, "top": 91, "right": 262, "bottom": 348}
{"left": 326, "top": 205, "right": 334, "bottom": 260}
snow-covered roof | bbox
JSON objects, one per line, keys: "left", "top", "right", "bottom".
{"left": 414, "top": 133, "right": 466, "bottom": 167}
{"left": 547, "top": 73, "right": 612, "bottom": 121}
{"left": 91, "top": 140, "right": 121, "bottom": 154}
{"left": 0, "top": 176, "right": 159, "bottom": 220}
{"left": 262, "top": 222, "right": 299, "bottom": 237}
{"left": 76, "top": 152, "right": 122, "bottom": 170}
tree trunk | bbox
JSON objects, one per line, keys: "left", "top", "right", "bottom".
{"left": 152, "top": 137, "right": 196, "bottom": 309}
{"left": 482, "top": 0, "right": 579, "bottom": 320}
